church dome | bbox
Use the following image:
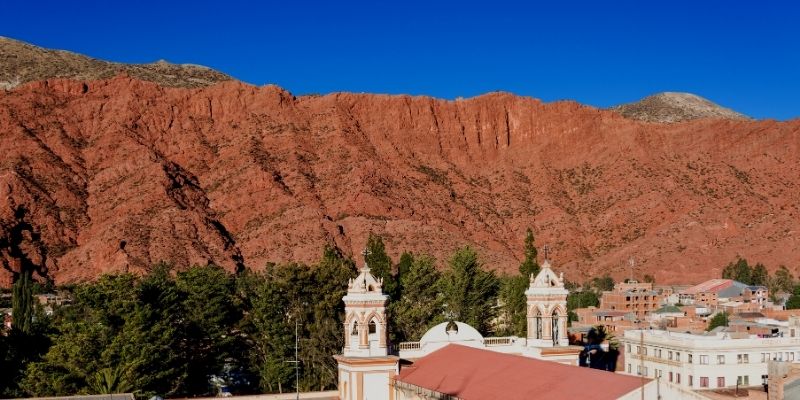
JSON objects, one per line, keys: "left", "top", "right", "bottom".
{"left": 419, "top": 321, "right": 483, "bottom": 345}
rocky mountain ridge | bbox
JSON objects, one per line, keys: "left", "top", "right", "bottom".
{"left": 0, "top": 76, "right": 798, "bottom": 286}
{"left": 0, "top": 36, "right": 232, "bottom": 90}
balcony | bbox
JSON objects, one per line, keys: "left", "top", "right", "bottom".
{"left": 628, "top": 353, "right": 682, "bottom": 367}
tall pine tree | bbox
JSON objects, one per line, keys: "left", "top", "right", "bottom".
{"left": 439, "top": 246, "right": 499, "bottom": 335}
{"left": 499, "top": 229, "right": 539, "bottom": 336}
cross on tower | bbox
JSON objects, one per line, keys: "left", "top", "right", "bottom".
{"left": 543, "top": 244, "right": 550, "bottom": 261}
{"left": 361, "top": 247, "right": 372, "bottom": 270}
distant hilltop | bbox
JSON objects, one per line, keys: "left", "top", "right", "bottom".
{"left": 610, "top": 92, "right": 749, "bottom": 123}
{"left": 0, "top": 36, "right": 232, "bottom": 89}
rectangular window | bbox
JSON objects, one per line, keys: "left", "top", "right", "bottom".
{"left": 717, "top": 355, "right": 725, "bottom": 364}
{"left": 699, "top": 355, "right": 709, "bottom": 365}
{"left": 790, "top": 352, "right": 796, "bottom": 361}
{"left": 688, "top": 354, "right": 693, "bottom": 363}
{"left": 627, "top": 364, "right": 631, "bottom": 373}
{"left": 700, "top": 377, "right": 709, "bottom": 388}
{"left": 762, "top": 353, "right": 767, "bottom": 362}
{"left": 737, "top": 376, "right": 749, "bottom": 386}
{"left": 627, "top": 344, "right": 631, "bottom": 353}
{"left": 669, "top": 372, "right": 673, "bottom": 382}
{"left": 717, "top": 377, "right": 725, "bottom": 388}
{"left": 668, "top": 351, "right": 673, "bottom": 360}
{"left": 676, "top": 352, "right": 680, "bottom": 361}
{"left": 689, "top": 375, "right": 693, "bottom": 387}
{"left": 677, "top": 374, "right": 681, "bottom": 384}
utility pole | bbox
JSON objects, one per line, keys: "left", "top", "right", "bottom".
{"left": 285, "top": 320, "right": 300, "bottom": 400}
{"left": 640, "top": 327, "right": 645, "bottom": 400}
{"left": 628, "top": 257, "right": 635, "bottom": 282}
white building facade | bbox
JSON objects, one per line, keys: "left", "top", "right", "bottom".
{"left": 620, "top": 326, "right": 800, "bottom": 391}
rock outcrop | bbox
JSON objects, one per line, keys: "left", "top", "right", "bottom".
{"left": 1, "top": 77, "right": 798, "bottom": 286}
{"left": 611, "top": 92, "right": 749, "bottom": 123}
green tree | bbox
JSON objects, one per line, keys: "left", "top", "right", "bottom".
{"left": 567, "top": 287, "right": 600, "bottom": 322}
{"left": 591, "top": 274, "right": 615, "bottom": 292}
{"left": 439, "top": 247, "right": 499, "bottom": 335}
{"left": 518, "top": 228, "right": 540, "bottom": 277}
{"left": 175, "top": 264, "right": 241, "bottom": 395}
{"left": 88, "top": 367, "right": 133, "bottom": 394}
{"left": 785, "top": 286, "right": 800, "bottom": 310}
{"left": 395, "top": 252, "right": 414, "bottom": 297}
{"left": 498, "top": 229, "right": 540, "bottom": 336}
{"left": 643, "top": 274, "right": 655, "bottom": 284}
{"left": 11, "top": 268, "right": 34, "bottom": 335}
{"left": 22, "top": 269, "right": 188, "bottom": 398}
{"left": 769, "top": 265, "right": 795, "bottom": 302}
{"left": 239, "top": 265, "right": 302, "bottom": 393}
{"left": 364, "top": 234, "right": 397, "bottom": 299}
{"left": 722, "top": 257, "right": 752, "bottom": 284}
{"left": 300, "top": 246, "right": 355, "bottom": 391}
{"left": 751, "top": 263, "right": 769, "bottom": 286}
{"left": 707, "top": 312, "right": 729, "bottom": 331}
{"left": 390, "top": 255, "right": 443, "bottom": 342}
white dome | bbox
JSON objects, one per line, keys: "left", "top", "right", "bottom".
{"left": 419, "top": 321, "right": 483, "bottom": 344}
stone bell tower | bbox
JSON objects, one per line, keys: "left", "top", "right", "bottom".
{"left": 525, "top": 255, "right": 569, "bottom": 348}
{"left": 335, "top": 249, "right": 398, "bottom": 400}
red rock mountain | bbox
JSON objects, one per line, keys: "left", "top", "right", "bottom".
{"left": 1, "top": 75, "right": 798, "bottom": 286}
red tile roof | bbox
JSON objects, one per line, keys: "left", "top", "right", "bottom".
{"left": 396, "top": 344, "right": 647, "bottom": 400}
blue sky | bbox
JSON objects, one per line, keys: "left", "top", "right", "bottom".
{"left": 3, "top": 1, "right": 799, "bottom": 120}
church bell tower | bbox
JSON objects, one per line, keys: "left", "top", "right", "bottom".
{"left": 525, "top": 255, "right": 569, "bottom": 347}
{"left": 335, "top": 249, "right": 399, "bottom": 400}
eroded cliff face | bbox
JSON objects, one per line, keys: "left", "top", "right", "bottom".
{"left": 1, "top": 77, "right": 798, "bottom": 285}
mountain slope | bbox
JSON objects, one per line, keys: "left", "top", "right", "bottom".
{"left": 1, "top": 77, "right": 798, "bottom": 286}
{"left": 611, "top": 92, "right": 749, "bottom": 123}
{"left": 0, "top": 36, "right": 232, "bottom": 89}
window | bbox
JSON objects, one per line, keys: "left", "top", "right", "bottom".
{"left": 676, "top": 352, "right": 681, "bottom": 361}
{"left": 717, "top": 377, "right": 725, "bottom": 388}
{"left": 689, "top": 376, "right": 693, "bottom": 386}
{"left": 676, "top": 373, "right": 681, "bottom": 384}
{"left": 699, "top": 355, "right": 709, "bottom": 365}
{"left": 738, "top": 354, "right": 749, "bottom": 364}
{"left": 668, "top": 351, "right": 673, "bottom": 360}
{"left": 761, "top": 353, "right": 768, "bottom": 362}
{"left": 700, "top": 377, "right": 709, "bottom": 388}
{"left": 657, "top": 349, "right": 662, "bottom": 358}
{"left": 669, "top": 372, "right": 673, "bottom": 382}
{"left": 737, "top": 376, "right": 749, "bottom": 386}
{"left": 626, "top": 344, "right": 631, "bottom": 353}
{"left": 627, "top": 364, "right": 631, "bottom": 373}
{"left": 790, "top": 352, "right": 796, "bottom": 361}
{"left": 717, "top": 355, "right": 725, "bottom": 364}
{"left": 688, "top": 354, "right": 693, "bottom": 363}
